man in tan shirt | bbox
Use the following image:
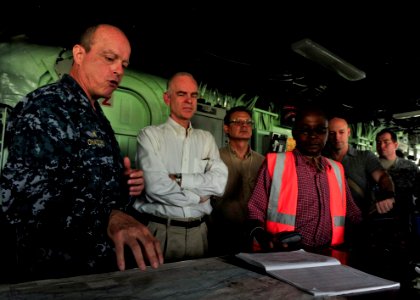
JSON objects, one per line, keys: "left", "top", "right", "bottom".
{"left": 209, "top": 106, "right": 265, "bottom": 255}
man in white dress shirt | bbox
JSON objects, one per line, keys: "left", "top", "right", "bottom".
{"left": 134, "top": 72, "right": 228, "bottom": 262}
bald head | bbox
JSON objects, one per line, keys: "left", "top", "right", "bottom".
{"left": 329, "top": 117, "right": 348, "bottom": 128}
{"left": 79, "top": 24, "right": 130, "bottom": 53}
{"left": 70, "top": 23, "right": 131, "bottom": 103}
{"left": 328, "top": 117, "right": 351, "bottom": 152}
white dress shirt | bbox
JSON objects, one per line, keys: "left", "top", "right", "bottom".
{"left": 134, "top": 117, "right": 228, "bottom": 218}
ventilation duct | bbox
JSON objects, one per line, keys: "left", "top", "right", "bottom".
{"left": 291, "top": 38, "right": 366, "bottom": 81}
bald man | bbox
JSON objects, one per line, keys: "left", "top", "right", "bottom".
{"left": 324, "top": 117, "right": 395, "bottom": 217}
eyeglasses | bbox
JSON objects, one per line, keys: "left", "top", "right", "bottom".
{"left": 229, "top": 119, "right": 254, "bottom": 126}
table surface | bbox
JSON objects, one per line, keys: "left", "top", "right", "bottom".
{"left": 0, "top": 256, "right": 411, "bottom": 300}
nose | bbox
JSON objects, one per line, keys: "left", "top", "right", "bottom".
{"left": 113, "top": 63, "right": 125, "bottom": 76}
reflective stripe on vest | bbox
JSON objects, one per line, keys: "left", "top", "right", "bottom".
{"left": 266, "top": 152, "right": 346, "bottom": 245}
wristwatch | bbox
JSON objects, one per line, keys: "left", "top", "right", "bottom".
{"left": 175, "top": 173, "right": 182, "bottom": 185}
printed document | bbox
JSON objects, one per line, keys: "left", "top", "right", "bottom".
{"left": 236, "top": 250, "right": 400, "bottom": 296}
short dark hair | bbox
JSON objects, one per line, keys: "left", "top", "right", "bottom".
{"left": 79, "top": 25, "right": 101, "bottom": 52}
{"left": 376, "top": 128, "right": 398, "bottom": 142}
{"left": 223, "top": 106, "right": 252, "bottom": 125}
{"left": 293, "top": 104, "right": 327, "bottom": 129}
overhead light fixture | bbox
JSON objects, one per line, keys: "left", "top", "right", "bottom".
{"left": 291, "top": 38, "right": 366, "bottom": 81}
{"left": 392, "top": 110, "right": 420, "bottom": 119}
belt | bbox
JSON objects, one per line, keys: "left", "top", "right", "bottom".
{"left": 144, "top": 213, "right": 207, "bottom": 229}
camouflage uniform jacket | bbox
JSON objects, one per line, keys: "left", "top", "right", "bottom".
{"left": 0, "top": 74, "right": 129, "bottom": 279}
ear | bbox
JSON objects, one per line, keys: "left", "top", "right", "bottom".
{"left": 72, "top": 44, "right": 85, "bottom": 65}
{"left": 163, "top": 91, "right": 170, "bottom": 106}
{"left": 223, "top": 124, "right": 229, "bottom": 134}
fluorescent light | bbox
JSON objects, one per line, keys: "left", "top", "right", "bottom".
{"left": 392, "top": 110, "right": 420, "bottom": 119}
{"left": 291, "top": 38, "right": 366, "bottom": 81}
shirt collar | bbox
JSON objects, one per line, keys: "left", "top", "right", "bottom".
{"left": 61, "top": 74, "right": 92, "bottom": 109}
{"left": 228, "top": 143, "right": 252, "bottom": 159}
{"left": 167, "top": 116, "right": 192, "bottom": 136}
{"left": 293, "top": 149, "right": 332, "bottom": 170}
{"left": 346, "top": 144, "right": 358, "bottom": 157}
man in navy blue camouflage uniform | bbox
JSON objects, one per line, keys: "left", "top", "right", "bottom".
{"left": 0, "top": 24, "right": 163, "bottom": 282}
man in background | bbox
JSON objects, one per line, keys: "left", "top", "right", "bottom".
{"left": 324, "top": 117, "right": 398, "bottom": 277}
{"left": 324, "top": 117, "right": 395, "bottom": 217}
{"left": 208, "top": 106, "right": 265, "bottom": 256}
{"left": 134, "top": 72, "right": 228, "bottom": 262}
{"left": 247, "top": 106, "right": 361, "bottom": 256}
{"left": 375, "top": 129, "right": 420, "bottom": 248}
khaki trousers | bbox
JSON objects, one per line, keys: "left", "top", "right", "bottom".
{"left": 148, "top": 221, "right": 208, "bottom": 262}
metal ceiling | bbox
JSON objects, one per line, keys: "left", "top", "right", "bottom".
{"left": 2, "top": 3, "right": 420, "bottom": 135}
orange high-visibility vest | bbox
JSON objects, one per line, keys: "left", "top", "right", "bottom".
{"left": 266, "top": 151, "right": 346, "bottom": 246}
